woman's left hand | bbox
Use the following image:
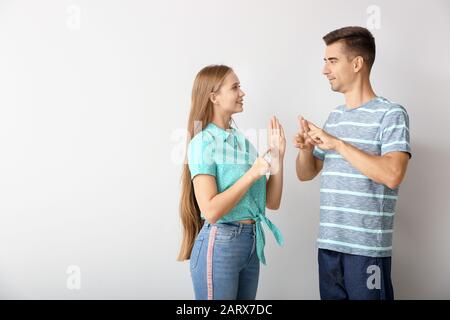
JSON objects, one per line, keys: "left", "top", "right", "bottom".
{"left": 268, "top": 116, "right": 286, "bottom": 173}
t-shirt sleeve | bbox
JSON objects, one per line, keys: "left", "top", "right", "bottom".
{"left": 187, "top": 132, "right": 217, "bottom": 179}
{"left": 380, "top": 106, "right": 411, "bottom": 158}
{"left": 313, "top": 146, "right": 325, "bottom": 161}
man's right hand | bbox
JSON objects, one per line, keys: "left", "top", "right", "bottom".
{"left": 293, "top": 116, "right": 316, "bottom": 152}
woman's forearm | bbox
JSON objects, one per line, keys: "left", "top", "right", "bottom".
{"left": 205, "top": 170, "right": 259, "bottom": 224}
{"left": 266, "top": 158, "right": 284, "bottom": 210}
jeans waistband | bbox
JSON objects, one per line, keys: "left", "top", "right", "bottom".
{"left": 203, "top": 221, "right": 256, "bottom": 234}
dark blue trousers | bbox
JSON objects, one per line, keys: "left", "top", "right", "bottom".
{"left": 318, "top": 249, "right": 394, "bottom": 300}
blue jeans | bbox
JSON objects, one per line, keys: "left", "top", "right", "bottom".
{"left": 190, "top": 221, "right": 260, "bottom": 300}
{"left": 318, "top": 249, "right": 394, "bottom": 300}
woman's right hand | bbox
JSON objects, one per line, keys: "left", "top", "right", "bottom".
{"left": 249, "top": 149, "right": 271, "bottom": 180}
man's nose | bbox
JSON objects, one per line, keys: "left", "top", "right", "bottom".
{"left": 322, "top": 64, "right": 330, "bottom": 75}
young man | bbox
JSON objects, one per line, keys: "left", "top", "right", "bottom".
{"left": 294, "top": 26, "right": 411, "bottom": 300}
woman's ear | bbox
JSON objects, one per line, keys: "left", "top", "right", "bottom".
{"left": 209, "top": 92, "right": 217, "bottom": 104}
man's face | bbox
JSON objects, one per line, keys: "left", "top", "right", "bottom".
{"left": 322, "top": 41, "right": 356, "bottom": 93}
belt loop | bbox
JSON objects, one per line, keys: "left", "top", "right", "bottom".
{"left": 237, "top": 223, "right": 243, "bottom": 235}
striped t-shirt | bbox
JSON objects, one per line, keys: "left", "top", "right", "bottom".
{"left": 313, "top": 96, "right": 411, "bottom": 257}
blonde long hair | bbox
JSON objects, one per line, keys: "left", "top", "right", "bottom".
{"left": 177, "top": 65, "right": 233, "bottom": 261}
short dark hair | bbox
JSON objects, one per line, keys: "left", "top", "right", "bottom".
{"left": 323, "top": 26, "right": 376, "bottom": 70}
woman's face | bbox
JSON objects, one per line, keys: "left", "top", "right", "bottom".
{"left": 212, "top": 71, "right": 246, "bottom": 115}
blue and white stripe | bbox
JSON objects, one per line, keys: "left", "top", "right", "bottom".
{"left": 312, "top": 97, "right": 411, "bottom": 257}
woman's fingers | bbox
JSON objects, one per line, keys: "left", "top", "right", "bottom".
{"left": 268, "top": 117, "right": 273, "bottom": 148}
{"left": 270, "top": 116, "right": 275, "bottom": 136}
{"left": 270, "top": 116, "right": 282, "bottom": 139}
{"left": 271, "top": 116, "right": 283, "bottom": 138}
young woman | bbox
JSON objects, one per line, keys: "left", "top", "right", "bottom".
{"left": 178, "top": 65, "right": 285, "bottom": 300}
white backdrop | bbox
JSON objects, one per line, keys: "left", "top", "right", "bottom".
{"left": 0, "top": 0, "right": 449, "bottom": 299}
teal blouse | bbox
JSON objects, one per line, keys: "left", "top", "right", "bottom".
{"left": 187, "top": 122, "right": 283, "bottom": 264}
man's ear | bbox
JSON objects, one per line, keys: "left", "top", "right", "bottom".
{"left": 353, "top": 56, "right": 364, "bottom": 73}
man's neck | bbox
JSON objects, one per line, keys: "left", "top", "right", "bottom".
{"left": 344, "top": 79, "right": 377, "bottom": 109}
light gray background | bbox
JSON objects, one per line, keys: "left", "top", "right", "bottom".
{"left": 0, "top": 0, "right": 449, "bottom": 299}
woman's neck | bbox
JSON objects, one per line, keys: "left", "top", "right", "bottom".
{"left": 211, "top": 115, "right": 232, "bottom": 130}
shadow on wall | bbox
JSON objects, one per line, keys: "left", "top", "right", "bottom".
{"left": 393, "top": 141, "right": 450, "bottom": 299}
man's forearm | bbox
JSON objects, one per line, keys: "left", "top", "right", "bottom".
{"left": 296, "top": 150, "right": 318, "bottom": 181}
{"left": 335, "top": 139, "right": 405, "bottom": 189}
